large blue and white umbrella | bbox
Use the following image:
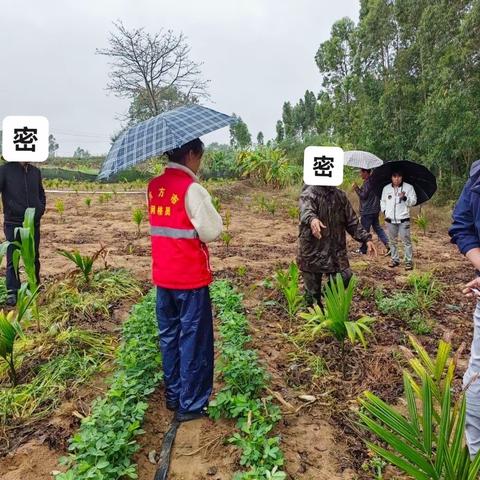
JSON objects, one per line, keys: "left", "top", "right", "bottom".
{"left": 98, "top": 105, "right": 235, "bottom": 179}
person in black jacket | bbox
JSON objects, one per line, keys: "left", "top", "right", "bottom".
{"left": 0, "top": 161, "right": 46, "bottom": 306}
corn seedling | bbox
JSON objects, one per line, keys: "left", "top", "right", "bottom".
{"left": 299, "top": 274, "right": 374, "bottom": 371}
{"left": 0, "top": 285, "right": 38, "bottom": 385}
{"left": 275, "top": 262, "right": 304, "bottom": 319}
{"left": 0, "top": 209, "right": 40, "bottom": 326}
{"left": 55, "top": 199, "right": 65, "bottom": 220}
{"left": 132, "top": 207, "right": 145, "bottom": 236}
{"left": 358, "top": 336, "right": 480, "bottom": 479}
{"left": 415, "top": 212, "right": 429, "bottom": 236}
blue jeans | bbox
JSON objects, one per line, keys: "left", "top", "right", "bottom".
{"left": 156, "top": 286, "right": 214, "bottom": 414}
{"left": 360, "top": 214, "right": 389, "bottom": 254}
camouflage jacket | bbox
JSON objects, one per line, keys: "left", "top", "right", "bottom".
{"left": 296, "top": 186, "right": 372, "bottom": 273}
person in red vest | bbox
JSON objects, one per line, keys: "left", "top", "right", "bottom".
{"left": 148, "top": 138, "right": 222, "bottom": 422}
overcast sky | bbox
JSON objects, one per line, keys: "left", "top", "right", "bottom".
{"left": 0, "top": 0, "right": 359, "bottom": 156}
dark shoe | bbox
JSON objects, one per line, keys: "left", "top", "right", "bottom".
{"left": 6, "top": 294, "right": 17, "bottom": 307}
{"left": 405, "top": 263, "right": 414, "bottom": 271}
{"left": 389, "top": 261, "right": 400, "bottom": 268}
{"left": 175, "top": 409, "right": 208, "bottom": 423}
{"left": 166, "top": 401, "right": 178, "bottom": 412}
{"left": 384, "top": 247, "right": 391, "bottom": 257}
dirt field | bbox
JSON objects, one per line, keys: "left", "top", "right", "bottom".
{"left": 0, "top": 180, "right": 475, "bottom": 480}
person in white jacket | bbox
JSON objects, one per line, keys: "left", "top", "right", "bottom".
{"left": 380, "top": 171, "right": 417, "bottom": 270}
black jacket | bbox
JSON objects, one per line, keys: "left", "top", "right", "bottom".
{"left": 0, "top": 162, "right": 46, "bottom": 225}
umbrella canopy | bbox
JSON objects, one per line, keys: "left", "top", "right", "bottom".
{"left": 370, "top": 160, "right": 437, "bottom": 205}
{"left": 344, "top": 150, "right": 384, "bottom": 169}
{"left": 98, "top": 105, "right": 235, "bottom": 179}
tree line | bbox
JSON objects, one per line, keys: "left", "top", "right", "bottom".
{"left": 276, "top": 0, "right": 480, "bottom": 197}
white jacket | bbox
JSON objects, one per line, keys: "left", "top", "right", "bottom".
{"left": 380, "top": 182, "right": 417, "bottom": 223}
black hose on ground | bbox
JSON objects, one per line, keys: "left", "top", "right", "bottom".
{"left": 154, "top": 419, "right": 179, "bottom": 480}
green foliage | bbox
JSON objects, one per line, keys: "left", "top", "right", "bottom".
{"left": 211, "top": 195, "right": 221, "bottom": 212}
{"left": 359, "top": 336, "right": 480, "bottom": 479}
{"left": 56, "top": 291, "right": 162, "bottom": 480}
{"left": 0, "top": 327, "right": 114, "bottom": 423}
{"left": 415, "top": 213, "right": 429, "bottom": 236}
{"left": 287, "top": 206, "right": 299, "bottom": 220}
{"left": 209, "top": 281, "right": 286, "bottom": 480}
{"left": 275, "top": 262, "right": 304, "bottom": 318}
{"left": 201, "top": 148, "right": 238, "bottom": 180}
{"left": 220, "top": 231, "right": 233, "bottom": 250}
{"left": 55, "top": 199, "right": 65, "bottom": 218}
{"left": 132, "top": 207, "right": 145, "bottom": 236}
{"left": 299, "top": 274, "right": 375, "bottom": 349}
{"left": 0, "top": 310, "right": 23, "bottom": 386}
{"left": 58, "top": 249, "right": 98, "bottom": 286}
{"left": 84, "top": 197, "right": 92, "bottom": 208}
{"left": 237, "top": 148, "right": 302, "bottom": 188}
{"left": 230, "top": 114, "right": 252, "bottom": 149}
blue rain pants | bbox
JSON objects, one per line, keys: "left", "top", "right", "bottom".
{"left": 156, "top": 286, "right": 214, "bottom": 414}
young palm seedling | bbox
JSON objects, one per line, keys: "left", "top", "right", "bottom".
{"left": 84, "top": 197, "right": 92, "bottom": 208}
{"left": 358, "top": 336, "right": 480, "bottom": 479}
{"left": 55, "top": 199, "right": 65, "bottom": 221}
{"left": 58, "top": 246, "right": 105, "bottom": 287}
{"left": 132, "top": 207, "right": 145, "bottom": 237}
{"left": 415, "top": 212, "right": 429, "bottom": 236}
{"left": 299, "top": 274, "right": 374, "bottom": 372}
{"left": 275, "top": 262, "right": 304, "bottom": 320}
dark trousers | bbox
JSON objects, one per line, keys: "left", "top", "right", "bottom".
{"left": 360, "top": 213, "right": 389, "bottom": 254}
{"left": 4, "top": 223, "right": 41, "bottom": 296}
{"left": 156, "top": 286, "right": 214, "bottom": 414}
{"left": 302, "top": 268, "right": 353, "bottom": 306}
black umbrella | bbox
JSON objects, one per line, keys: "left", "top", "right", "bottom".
{"left": 369, "top": 160, "right": 437, "bottom": 205}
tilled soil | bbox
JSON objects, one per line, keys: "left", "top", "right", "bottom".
{"left": 0, "top": 181, "right": 475, "bottom": 480}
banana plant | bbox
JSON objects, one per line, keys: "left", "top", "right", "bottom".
{"left": 0, "top": 284, "right": 39, "bottom": 386}
{"left": 299, "top": 274, "right": 375, "bottom": 349}
{"left": 359, "top": 336, "right": 480, "bottom": 479}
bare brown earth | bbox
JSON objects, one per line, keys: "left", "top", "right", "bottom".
{"left": 0, "top": 180, "right": 475, "bottom": 480}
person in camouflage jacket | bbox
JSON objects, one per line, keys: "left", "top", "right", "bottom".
{"left": 296, "top": 185, "right": 376, "bottom": 305}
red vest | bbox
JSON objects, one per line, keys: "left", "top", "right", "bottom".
{"left": 147, "top": 167, "right": 212, "bottom": 289}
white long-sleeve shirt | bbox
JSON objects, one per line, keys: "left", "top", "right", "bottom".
{"left": 380, "top": 182, "right": 417, "bottom": 223}
{"left": 165, "top": 162, "right": 223, "bottom": 243}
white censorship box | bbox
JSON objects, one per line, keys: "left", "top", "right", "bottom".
{"left": 303, "top": 146, "right": 344, "bottom": 186}
{"left": 2, "top": 116, "right": 49, "bottom": 162}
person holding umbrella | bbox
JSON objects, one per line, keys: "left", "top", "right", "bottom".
{"left": 345, "top": 151, "right": 389, "bottom": 256}
{"left": 381, "top": 171, "right": 417, "bottom": 270}
{"left": 148, "top": 138, "right": 222, "bottom": 421}
{"left": 98, "top": 105, "right": 234, "bottom": 423}
{"left": 369, "top": 160, "right": 437, "bottom": 271}
{"left": 353, "top": 168, "right": 390, "bottom": 255}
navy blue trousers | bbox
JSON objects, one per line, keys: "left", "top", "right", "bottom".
{"left": 360, "top": 213, "right": 389, "bottom": 254}
{"left": 156, "top": 286, "right": 214, "bottom": 414}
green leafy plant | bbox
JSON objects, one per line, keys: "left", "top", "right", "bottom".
{"left": 275, "top": 262, "right": 304, "bottom": 318}
{"left": 358, "top": 336, "right": 480, "bottom": 479}
{"left": 55, "top": 199, "right": 65, "bottom": 220}
{"left": 221, "top": 231, "right": 233, "bottom": 251}
{"left": 287, "top": 206, "right": 299, "bottom": 220}
{"left": 132, "top": 207, "right": 145, "bottom": 236}
{"left": 58, "top": 247, "right": 104, "bottom": 286}
{"left": 209, "top": 281, "right": 286, "bottom": 480}
{"left": 212, "top": 195, "right": 221, "bottom": 213}
{"left": 299, "top": 274, "right": 375, "bottom": 353}
{"left": 237, "top": 265, "right": 247, "bottom": 277}
{"left": 415, "top": 212, "right": 429, "bottom": 235}
{"left": 0, "top": 284, "right": 38, "bottom": 385}
{"left": 56, "top": 291, "right": 162, "bottom": 480}
{"left": 84, "top": 197, "right": 92, "bottom": 208}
